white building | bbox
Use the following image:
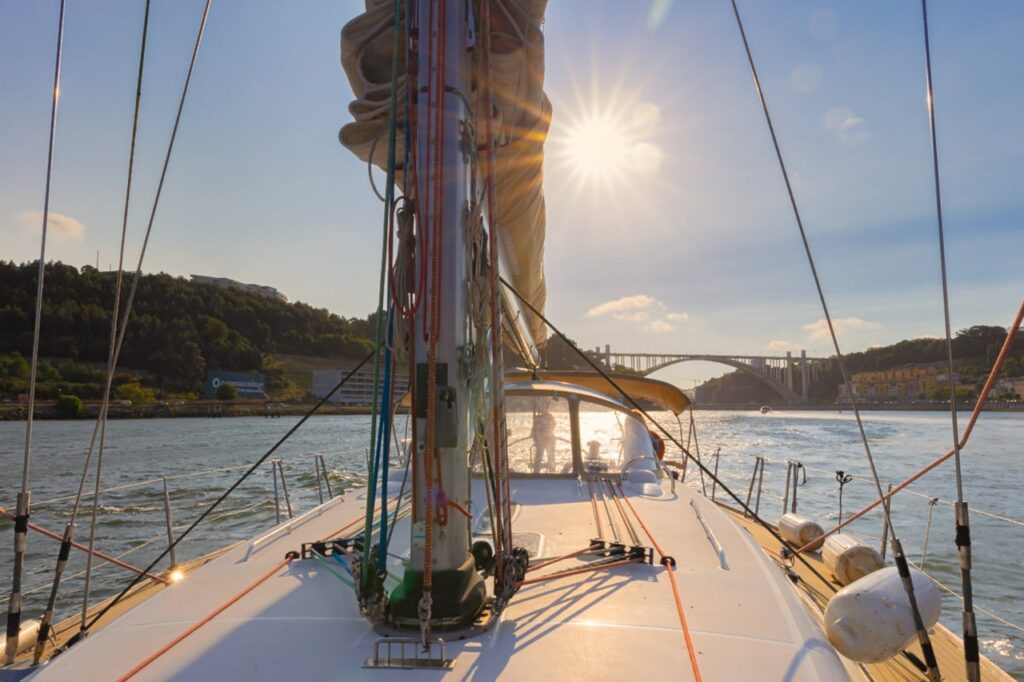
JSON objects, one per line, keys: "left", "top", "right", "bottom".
{"left": 312, "top": 368, "right": 409, "bottom": 406}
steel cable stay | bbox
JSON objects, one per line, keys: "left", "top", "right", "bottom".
{"left": 727, "top": 0, "right": 940, "bottom": 675}
{"left": 919, "top": 2, "right": 980, "bottom": 678}
{"left": 79, "top": 0, "right": 154, "bottom": 636}
{"left": 26, "top": 1, "right": 212, "bottom": 659}
{"left": 5, "top": 0, "right": 67, "bottom": 665}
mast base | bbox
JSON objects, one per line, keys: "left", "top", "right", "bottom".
{"left": 388, "top": 554, "right": 486, "bottom": 629}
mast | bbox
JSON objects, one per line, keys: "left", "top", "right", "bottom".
{"left": 386, "top": 0, "right": 486, "bottom": 631}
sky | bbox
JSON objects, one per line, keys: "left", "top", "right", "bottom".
{"left": 1, "top": 1, "right": 1021, "bottom": 387}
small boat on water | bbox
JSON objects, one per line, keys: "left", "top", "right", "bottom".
{"left": 760, "top": 405, "right": 772, "bottom": 414}
{"left": 3, "top": 1, "right": 1021, "bottom": 680}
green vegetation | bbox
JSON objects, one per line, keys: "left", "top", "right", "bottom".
{"left": 215, "top": 382, "right": 240, "bottom": 401}
{"left": 55, "top": 394, "right": 84, "bottom": 418}
{"left": 0, "top": 260, "right": 378, "bottom": 400}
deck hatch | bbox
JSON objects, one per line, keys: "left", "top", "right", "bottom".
{"left": 363, "top": 637, "right": 455, "bottom": 670}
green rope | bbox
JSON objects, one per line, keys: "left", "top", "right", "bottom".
{"left": 361, "top": 0, "right": 403, "bottom": 591}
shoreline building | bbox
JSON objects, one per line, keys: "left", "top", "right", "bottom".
{"left": 190, "top": 274, "right": 287, "bottom": 302}
{"left": 838, "top": 365, "right": 955, "bottom": 401}
{"left": 312, "top": 368, "right": 409, "bottom": 406}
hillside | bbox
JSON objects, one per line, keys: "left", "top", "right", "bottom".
{"left": 0, "top": 260, "right": 376, "bottom": 399}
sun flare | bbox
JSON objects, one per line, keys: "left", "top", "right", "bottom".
{"left": 555, "top": 98, "right": 663, "bottom": 193}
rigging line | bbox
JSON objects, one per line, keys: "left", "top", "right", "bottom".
{"left": 498, "top": 275, "right": 840, "bottom": 594}
{"left": 792, "top": 300, "right": 1023, "bottom": 551}
{"left": 77, "top": 0, "right": 154, "bottom": 639}
{"left": 908, "top": 558, "right": 1024, "bottom": 636}
{"left": 727, "top": 0, "right": 898, "bottom": 545}
{"left": 7, "top": 0, "right": 67, "bottom": 665}
{"left": 920, "top": 3, "right": 979, "bottom": 678}
{"left": 0, "top": 506, "right": 166, "bottom": 584}
{"left": 724, "top": 1, "right": 937, "bottom": 667}
{"left": 78, "top": 349, "right": 374, "bottom": 636}
{"left": 64, "top": 0, "right": 212, "bottom": 536}
{"left": 725, "top": 2, "right": 938, "bottom": 676}
{"left": 363, "top": 0, "right": 403, "bottom": 591}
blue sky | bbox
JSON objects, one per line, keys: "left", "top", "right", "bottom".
{"left": 2, "top": 1, "right": 1021, "bottom": 385}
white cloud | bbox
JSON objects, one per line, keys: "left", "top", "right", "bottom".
{"left": 17, "top": 210, "right": 85, "bottom": 241}
{"left": 645, "top": 319, "right": 674, "bottom": 333}
{"left": 587, "top": 294, "right": 687, "bottom": 333}
{"left": 802, "top": 317, "right": 880, "bottom": 341}
{"left": 767, "top": 340, "right": 792, "bottom": 351}
{"left": 586, "top": 294, "right": 657, "bottom": 318}
{"left": 824, "top": 107, "right": 870, "bottom": 146}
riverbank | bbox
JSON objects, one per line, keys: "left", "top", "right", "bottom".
{"left": 692, "top": 402, "right": 1024, "bottom": 412}
{"left": 0, "top": 401, "right": 391, "bottom": 421}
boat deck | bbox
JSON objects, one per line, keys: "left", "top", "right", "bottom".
{"left": 723, "top": 504, "right": 1013, "bottom": 682}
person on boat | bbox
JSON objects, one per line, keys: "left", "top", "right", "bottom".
{"left": 530, "top": 403, "right": 557, "bottom": 473}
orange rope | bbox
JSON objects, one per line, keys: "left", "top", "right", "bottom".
{"left": 616, "top": 484, "right": 703, "bottom": 682}
{"left": 517, "top": 557, "right": 641, "bottom": 586}
{"left": 0, "top": 506, "right": 168, "bottom": 584}
{"left": 117, "top": 507, "right": 379, "bottom": 680}
{"left": 526, "top": 546, "right": 597, "bottom": 573}
{"left": 116, "top": 556, "right": 291, "bottom": 681}
{"left": 793, "top": 298, "right": 1024, "bottom": 555}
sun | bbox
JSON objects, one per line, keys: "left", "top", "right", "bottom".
{"left": 554, "top": 99, "right": 663, "bottom": 193}
{"left": 563, "top": 112, "right": 634, "bottom": 184}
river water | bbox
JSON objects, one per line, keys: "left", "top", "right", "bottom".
{"left": 1, "top": 411, "right": 1021, "bottom": 676}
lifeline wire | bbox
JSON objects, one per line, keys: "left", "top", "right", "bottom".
{"left": 726, "top": 1, "right": 938, "bottom": 676}
{"left": 78, "top": 350, "right": 374, "bottom": 636}
{"left": 920, "top": 2, "right": 979, "bottom": 678}
{"left": 6, "top": 0, "right": 67, "bottom": 665}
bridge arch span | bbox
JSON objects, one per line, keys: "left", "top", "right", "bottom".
{"left": 642, "top": 356, "right": 802, "bottom": 404}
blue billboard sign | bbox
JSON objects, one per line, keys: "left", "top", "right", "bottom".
{"left": 204, "top": 371, "right": 267, "bottom": 399}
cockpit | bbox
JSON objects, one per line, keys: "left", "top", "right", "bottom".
{"left": 497, "top": 381, "right": 663, "bottom": 478}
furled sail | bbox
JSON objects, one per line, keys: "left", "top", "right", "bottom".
{"left": 338, "top": 0, "right": 550, "bottom": 349}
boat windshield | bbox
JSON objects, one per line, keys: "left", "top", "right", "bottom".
{"left": 578, "top": 401, "right": 656, "bottom": 474}
{"left": 498, "top": 390, "right": 657, "bottom": 477}
{"left": 506, "top": 394, "right": 574, "bottom": 475}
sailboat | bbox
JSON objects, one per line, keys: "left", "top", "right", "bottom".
{"left": 3, "top": 1, "right": 1020, "bottom": 680}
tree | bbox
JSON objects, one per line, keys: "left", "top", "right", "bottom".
{"left": 216, "top": 381, "right": 239, "bottom": 401}
{"left": 117, "top": 382, "right": 156, "bottom": 404}
{"left": 55, "top": 394, "right": 84, "bottom": 418}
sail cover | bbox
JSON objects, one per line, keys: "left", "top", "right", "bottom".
{"left": 338, "top": 0, "right": 551, "bottom": 349}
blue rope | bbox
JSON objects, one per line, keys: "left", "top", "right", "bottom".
{"left": 375, "top": 309, "right": 395, "bottom": 572}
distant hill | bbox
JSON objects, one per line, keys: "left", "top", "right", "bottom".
{"left": 696, "top": 326, "right": 1024, "bottom": 406}
{"left": 0, "top": 260, "right": 376, "bottom": 396}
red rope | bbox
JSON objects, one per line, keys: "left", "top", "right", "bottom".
{"left": 0, "top": 506, "right": 168, "bottom": 584}
{"left": 616, "top": 484, "right": 703, "bottom": 682}
{"left": 793, "top": 298, "right": 1024, "bottom": 556}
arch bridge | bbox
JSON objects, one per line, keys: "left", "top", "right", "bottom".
{"left": 599, "top": 347, "right": 831, "bottom": 404}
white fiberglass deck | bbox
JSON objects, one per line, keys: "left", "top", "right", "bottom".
{"left": 31, "top": 479, "right": 851, "bottom": 681}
